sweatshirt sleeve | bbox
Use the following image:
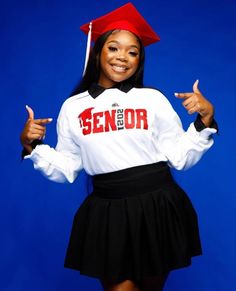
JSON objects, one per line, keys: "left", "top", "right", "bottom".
{"left": 24, "top": 100, "right": 83, "bottom": 183}
{"left": 154, "top": 93, "right": 217, "bottom": 170}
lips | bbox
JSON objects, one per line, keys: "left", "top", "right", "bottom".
{"left": 111, "top": 64, "right": 128, "bottom": 73}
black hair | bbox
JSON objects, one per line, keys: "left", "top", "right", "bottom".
{"left": 70, "top": 30, "right": 145, "bottom": 96}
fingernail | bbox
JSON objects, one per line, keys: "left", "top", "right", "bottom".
{"left": 48, "top": 118, "right": 53, "bottom": 122}
{"left": 25, "top": 105, "right": 29, "bottom": 109}
{"left": 174, "top": 93, "right": 178, "bottom": 96}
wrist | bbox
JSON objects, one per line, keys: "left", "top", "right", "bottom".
{"left": 23, "top": 144, "right": 33, "bottom": 154}
{"left": 200, "top": 114, "right": 214, "bottom": 127}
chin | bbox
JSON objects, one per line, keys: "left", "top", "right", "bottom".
{"left": 111, "top": 76, "right": 130, "bottom": 84}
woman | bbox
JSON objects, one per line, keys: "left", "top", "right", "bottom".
{"left": 20, "top": 3, "right": 218, "bottom": 291}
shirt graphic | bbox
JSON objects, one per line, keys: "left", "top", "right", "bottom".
{"left": 78, "top": 107, "right": 148, "bottom": 135}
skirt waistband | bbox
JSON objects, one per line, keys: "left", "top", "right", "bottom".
{"left": 92, "top": 162, "right": 174, "bottom": 198}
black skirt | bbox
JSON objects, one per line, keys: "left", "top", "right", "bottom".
{"left": 64, "top": 162, "right": 202, "bottom": 282}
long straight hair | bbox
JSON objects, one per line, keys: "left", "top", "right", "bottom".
{"left": 70, "top": 30, "right": 145, "bottom": 96}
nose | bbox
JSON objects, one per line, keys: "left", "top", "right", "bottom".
{"left": 116, "top": 52, "right": 127, "bottom": 62}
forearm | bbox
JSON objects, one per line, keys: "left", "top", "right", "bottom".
{"left": 24, "top": 144, "right": 83, "bottom": 183}
{"left": 160, "top": 121, "right": 217, "bottom": 171}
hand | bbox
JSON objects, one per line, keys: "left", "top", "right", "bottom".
{"left": 174, "top": 80, "right": 214, "bottom": 127}
{"left": 20, "top": 105, "right": 53, "bottom": 154}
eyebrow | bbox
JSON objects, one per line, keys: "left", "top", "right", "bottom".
{"left": 107, "top": 40, "right": 140, "bottom": 50}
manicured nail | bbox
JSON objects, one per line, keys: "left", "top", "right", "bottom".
{"left": 174, "top": 93, "right": 178, "bottom": 96}
{"left": 48, "top": 118, "right": 53, "bottom": 122}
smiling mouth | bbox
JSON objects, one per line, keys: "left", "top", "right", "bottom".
{"left": 111, "top": 65, "right": 128, "bottom": 73}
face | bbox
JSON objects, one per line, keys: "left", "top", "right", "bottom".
{"left": 98, "top": 30, "right": 140, "bottom": 88}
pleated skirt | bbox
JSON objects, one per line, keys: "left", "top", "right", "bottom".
{"left": 64, "top": 162, "right": 202, "bottom": 282}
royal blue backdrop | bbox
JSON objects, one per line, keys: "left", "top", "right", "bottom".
{"left": 1, "top": 0, "right": 235, "bottom": 290}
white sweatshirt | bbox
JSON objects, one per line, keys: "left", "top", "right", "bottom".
{"left": 24, "top": 87, "right": 217, "bottom": 183}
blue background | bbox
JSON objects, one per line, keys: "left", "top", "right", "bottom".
{"left": 1, "top": 0, "right": 235, "bottom": 290}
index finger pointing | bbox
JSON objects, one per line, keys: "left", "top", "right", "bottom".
{"left": 174, "top": 92, "right": 193, "bottom": 99}
{"left": 34, "top": 118, "right": 53, "bottom": 125}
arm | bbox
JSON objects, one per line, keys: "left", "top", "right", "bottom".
{"left": 22, "top": 103, "right": 83, "bottom": 183}
{"left": 155, "top": 82, "right": 217, "bottom": 170}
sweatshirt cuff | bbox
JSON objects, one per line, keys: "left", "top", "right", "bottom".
{"left": 21, "top": 140, "right": 43, "bottom": 160}
{"left": 194, "top": 114, "right": 219, "bottom": 133}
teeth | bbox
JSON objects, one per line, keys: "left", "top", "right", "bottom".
{"left": 112, "top": 65, "right": 127, "bottom": 72}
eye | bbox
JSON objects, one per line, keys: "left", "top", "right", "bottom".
{"left": 108, "top": 46, "right": 118, "bottom": 52}
{"left": 129, "top": 51, "right": 139, "bottom": 57}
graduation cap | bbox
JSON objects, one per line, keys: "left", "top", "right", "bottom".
{"left": 80, "top": 2, "right": 160, "bottom": 74}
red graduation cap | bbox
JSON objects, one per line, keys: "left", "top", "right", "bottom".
{"left": 80, "top": 2, "right": 160, "bottom": 46}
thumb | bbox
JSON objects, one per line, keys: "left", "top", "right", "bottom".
{"left": 26, "top": 105, "right": 34, "bottom": 120}
{"left": 193, "top": 79, "right": 200, "bottom": 93}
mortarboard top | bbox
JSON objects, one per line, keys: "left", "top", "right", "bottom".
{"left": 80, "top": 2, "right": 160, "bottom": 47}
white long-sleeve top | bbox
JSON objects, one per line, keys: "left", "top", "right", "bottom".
{"left": 24, "top": 86, "right": 217, "bottom": 183}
